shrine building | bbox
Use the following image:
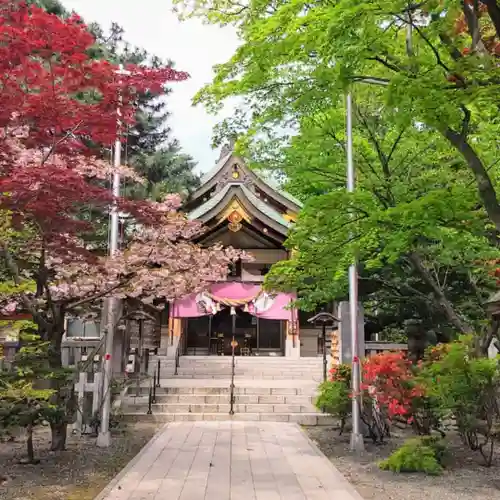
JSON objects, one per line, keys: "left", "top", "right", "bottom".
{"left": 165, "top": 147, "right": 319, "bottom": 358}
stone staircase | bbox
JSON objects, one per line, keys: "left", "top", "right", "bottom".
{"left": 121, "top": 356, "right": 334, "bottom": 425}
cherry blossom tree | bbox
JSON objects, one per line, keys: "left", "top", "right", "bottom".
{"left": 0, "top": 1, "right": 241, "bottom": 449}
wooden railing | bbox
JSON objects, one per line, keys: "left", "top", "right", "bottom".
{"left": 364, "top": 341, "right": 408, "bottom": 357}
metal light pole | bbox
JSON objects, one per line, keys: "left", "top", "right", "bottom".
{"left": 97, "top": 64, "right": 130, "bottom": 448}
{"left": 346, "top": 92, "right": 364, "bottom": 452}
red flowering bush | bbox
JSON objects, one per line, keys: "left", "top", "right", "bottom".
{"left": 362, "top": 352, "right": 424, "bottom": 421}
{"left": 361, "top": 351, "right": 442, "bottom": 436}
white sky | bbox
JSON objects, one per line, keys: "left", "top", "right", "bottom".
{"left": 62, "top": 0, "right": 239, "bottom": 173}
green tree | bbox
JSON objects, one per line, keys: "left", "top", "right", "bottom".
{"left": 128, "top": 141, "right": 200, "bottom": 201}
{"left": 175, "top": 0, "right": 500, "bottom": 232}
{"left": 0, "top": 322, "right": 65, "bottom": 464}
{"left": 261, "top": 96, "right": 497, "bottom": 352}
{"left": 90, "top": 23, "right": 200, "bottom": 200}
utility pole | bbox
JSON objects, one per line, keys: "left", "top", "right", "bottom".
{"left": 97, "top": 64, "right": 130, "bottom": 448}
{"left": 346, "top": 92, "right": 364, "bottom": 453}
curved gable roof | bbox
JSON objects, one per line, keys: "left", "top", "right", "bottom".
{"left": 190, "top": 152, "right": 302, "bottom": 213}
{"left": 188, "top": 183, "right": 291, "bottom": 236}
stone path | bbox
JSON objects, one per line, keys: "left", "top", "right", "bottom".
{"left": 96, "top": 422, "right": 363, "bottom": 500}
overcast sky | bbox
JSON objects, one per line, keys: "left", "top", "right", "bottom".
{"left": 62, "top": 0, "right": 238, "bottom": 173}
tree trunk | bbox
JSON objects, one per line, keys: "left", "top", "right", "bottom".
{"left": 478, "top": 318, "right": 500, "bottom": 357}
{"left": 444, "top": 128, "right": 500, "bottom": 232}
{"left": 50, "top": 421, "right": 67, "bottom": 452}
{"left": 409, "top": 252, "right": 474, "bottom": 334}
{"left": 26, "top": 424, "right": 34, "bottom": 463}
{"left": 45, "top": 306, "right": 70, "bottom": 451}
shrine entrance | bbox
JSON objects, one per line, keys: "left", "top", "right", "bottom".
{"left": 185, "top": 308, "right": 284, "bottom": 356}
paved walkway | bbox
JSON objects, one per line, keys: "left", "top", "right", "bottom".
{"left": 96, "top": 422, "right": 363, "bottom": 500}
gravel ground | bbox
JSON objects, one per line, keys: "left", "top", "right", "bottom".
{"left": 306, "top": 427, "right": 500, "bottom": 500}
{"left": 0, "top": 422, "right": 160, "bottom": 500}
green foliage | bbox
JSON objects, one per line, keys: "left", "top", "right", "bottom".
{"left": 0, "top": 322, "right": 58, "bottom": 460}
{"left": 262, "top": 100, "right": 496, "bottom": 341}
{"left": 127, "top": 142, "right": 200, "bottom": 201}
{"left": 174, "top": 0, "right": 500, "bottom": 351}
{"left": 315, "top": 364, "right": 351, "bottom": 433}
{"left": 419, "top": 336, "right": 500, "bottom": 465}
{"left": 379, "top": 436, "right": 447, "bottom": 475}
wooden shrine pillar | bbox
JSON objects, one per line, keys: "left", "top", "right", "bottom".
{"left": 160, "top": 315, "right": 183, "bottom": 353}
{"left": 285, "top": 312, "right": 300, "bottom": 358}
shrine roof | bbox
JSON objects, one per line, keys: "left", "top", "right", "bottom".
{"left": 190, "top": 151, "right": 302, "bottom": 213}
{"left": 199, "top": 151, "right": 233, "bottom": 186}
{"left": 187, "top": 183, "right": 291, "bottom": 232}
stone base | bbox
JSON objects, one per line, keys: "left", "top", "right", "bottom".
{"left": 285, "top": 337, "right": 300, "bottom": 358}
{"left": 96, "top": 430, "right": 111, "bottom": 448}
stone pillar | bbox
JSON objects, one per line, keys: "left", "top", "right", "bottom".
{"left": 285, "top": 316, "right": 300, "bottom": 358}
{"left": 337, "top": 301, "right": 365, "bottom": 364}
{"left": 108, "top": 301, "right": 124, "bottom": 375}
{"left": 330, "top": 329, "right": 340, "bottom": 366}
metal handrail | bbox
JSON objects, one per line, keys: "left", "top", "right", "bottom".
{"left": 229, "top": 335, "right": 236, "bottom": 415}
{"left": 174, "top": 342, "right": 180, "bottom": 375}
{"left": 147, "top": 360, "right": 160, "bottom": 415}
{"left": 174, "top": 330, "right": 183, "bottom": 376}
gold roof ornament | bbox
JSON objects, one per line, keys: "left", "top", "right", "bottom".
{"left": 228, "top": 210, "right": 243, "bottom": 232}
{"left": 218, "top": 198, "right": 252, "bottom": 230}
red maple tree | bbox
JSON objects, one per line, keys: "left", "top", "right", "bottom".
{"left": 0, "top": 1, "right": 242, "bottom": 449}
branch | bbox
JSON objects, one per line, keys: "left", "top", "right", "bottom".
{"left": 409, "top": 252, "right": 474, "bottom": 334}
{"left": 351, "top": 76, "right": 390, "bottom": 86}
{"left": 481, "top": 0, "right": 500, "bottom": 39}
{"left": 65, "top": 276, "right": 134, "bottom": 311}
{"left": 396, "top": 13, "right": 452, "bottom": 74}
{"left": 0, "top": 241, "right": 50, "bottom": 330}
{"left": 386, "top": 128, "right": 406, "bottom": 166}
{"left": 463, "top": 0, "right": 488, "bottom": 53}
{"left": 443, "top": 126, "right": 500, "bottom": 232}
{"left": 368, "top": 56, "right": 402, "bottom": 73}
{"left": 439, "top": 32, "right": 464, "bottom": 61}
{"left": 41, "top": 120, "right": 83, "bottom": 165}
{"left": 460, "top": 104, "right": 471, "bottom": 139}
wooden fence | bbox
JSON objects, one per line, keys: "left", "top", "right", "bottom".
{"left": 365, "top": 341, "right": 408, "bottom": 356}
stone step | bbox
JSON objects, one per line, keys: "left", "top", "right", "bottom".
{"left": 171, "top": 367, "right": 323, "bottom": 373}
{"left": 168, "top": 361, "right": 313, "bottom": 364}
{"left": 152, "top": 365, "right": 323, "bottom": 372}
{"left": 121, "top": 412, "right": 336, "bottom": 425}
{"left": 125, "top": 403, "right": 316, "bottom": 414}
{"left": 130, "top": 386, "right": 317, "bottom": 396}
{"left": 125, "top": 394, "right": 316, "bottom": 405}
{"left": 154, "top": 357, "right": 324, "bottom": 364}
{"left": 166, "top": 375, "right": 323, "bottom": 381}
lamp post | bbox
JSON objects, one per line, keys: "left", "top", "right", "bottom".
{"left": 229, "top": 309, "right": 237, "bottom": 415}
{"left": 307, "top": 312, "right": 339, "bottom": 384}
{"left": 97, "top": 64, "right": 131, "bottom": 448}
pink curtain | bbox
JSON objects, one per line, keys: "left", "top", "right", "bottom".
{"left": 171, "top": 282, "right": 296, "bottom": 321}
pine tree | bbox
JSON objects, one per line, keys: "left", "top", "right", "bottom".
{"left": 0, "top": 321, "right": 61, "bottom": 464}
{"left": 91, "top": 24, "right": 201, "bottom": 200}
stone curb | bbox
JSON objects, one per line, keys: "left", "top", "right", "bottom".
{"left": 92, "top": 423, "right": 171, "bottom": 500}
{"left": 296, "top": 423, "right": 365, "bottom": 500}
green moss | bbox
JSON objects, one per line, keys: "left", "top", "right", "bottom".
{"left": 379, "top": 436, "right": 447, "bottom": 475}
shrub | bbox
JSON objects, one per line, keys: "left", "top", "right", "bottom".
{"left": 362, "top": 351, "right": 425, "bottom": 422}
{"left": 316, "top": 364, "right": 351, "bottom": 433}
{"left": 379, "top": 436, "right": 446, "bottom": 475}
{"left": 361, "top": 351, "right": 442, "bottom": 439}
{"left": 420, "top": 335, "right": 500, "bottom": 466}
